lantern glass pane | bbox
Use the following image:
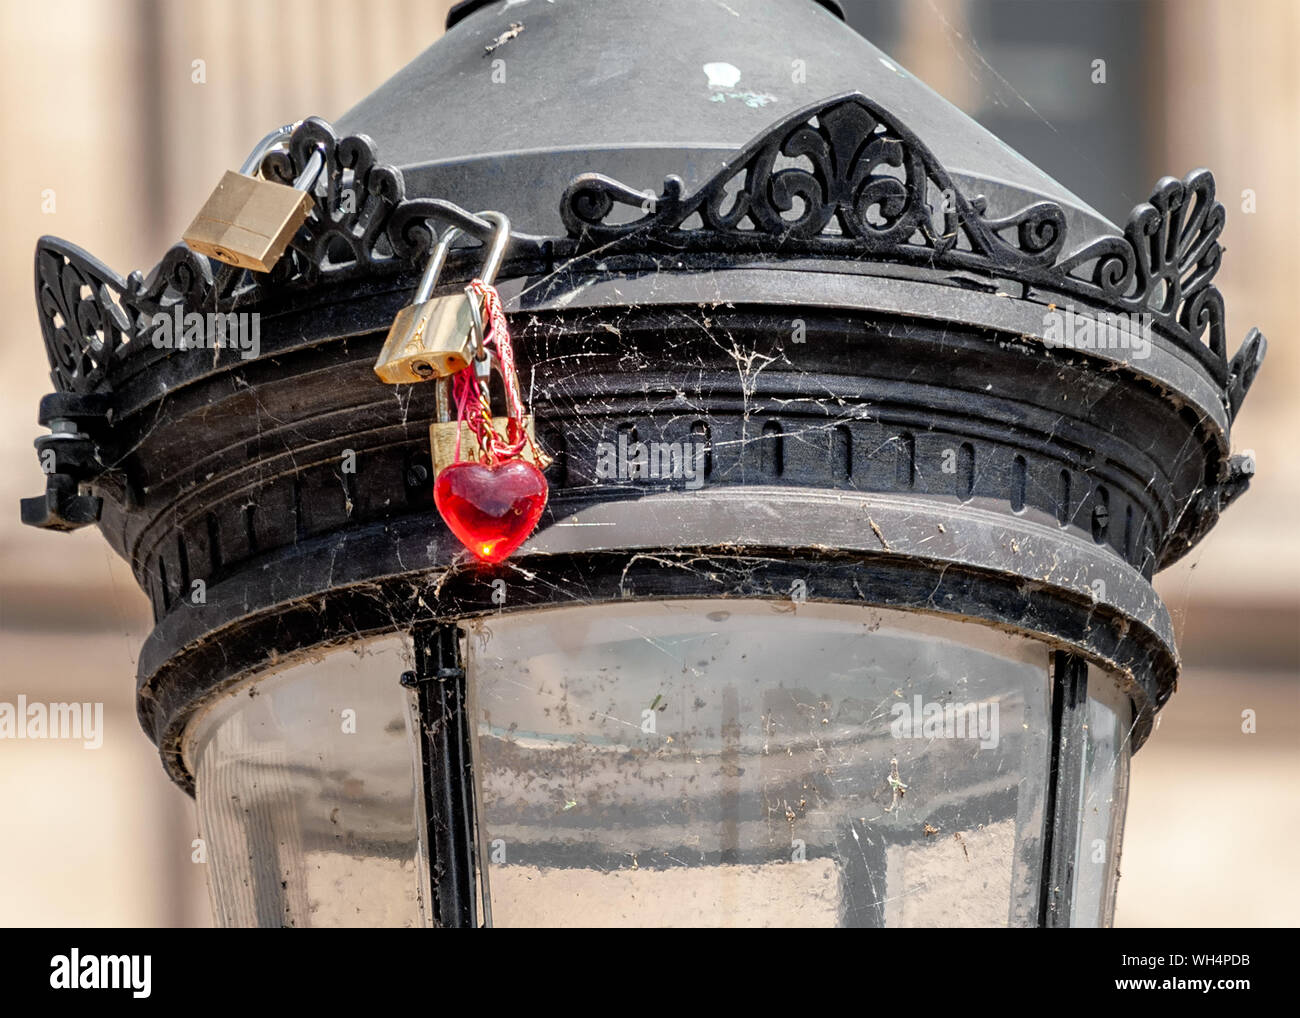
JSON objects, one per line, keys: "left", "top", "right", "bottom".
{"left": 184, "top": 635, "right": 422, "bottom": 928}
{"left": 1069, "top": 664, "right": 1133, "bottom": 927}
{"left": 467, "top": 600, "right": 1052, "bottom": 927}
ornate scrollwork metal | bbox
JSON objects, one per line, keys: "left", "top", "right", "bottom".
{"left": 33, "top": 116, "right": 549, "bottom": 394}
{"left": 37, "top": 121, "right": 407, "bottom": 392}
{"left": 559, "top": 92, "right": 1236, "bottom": 385}
{"left": 262, "top": 117, "right": 407, "bottom": 285}
{"left": 36, "top": 235, "right": 233, "bottom": 393}
{"left": 35, "top": 96, "right": 1256, "bottom": 403}
{"left": 561, "top": 91, "right": 1068, "bottom": 270}
{"left": 1056, "top": 170, "right": 1227, "bottom": 366}
{"left": 36, "top": 238, "right": 147, "bottom": 394}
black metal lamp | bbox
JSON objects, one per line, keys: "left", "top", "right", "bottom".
{"left": 22, "top": 0, "right": 1265, "bottom": 928}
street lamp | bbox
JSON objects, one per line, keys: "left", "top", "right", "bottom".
{"left": 21, "top": 0, "right": 1265, "bottom": 927}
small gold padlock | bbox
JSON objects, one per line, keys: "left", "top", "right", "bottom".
{"left": 429, "top": 356, "right": 551, "bottom": 473}
{"left": 373, "top": 212, "right": 510, "bottom": 384}
{"left": 183, "top": 126, "right": 323, "bottom": 273}
{"left": 430, "top": 415, "right": 550, "bottom": 473}
{"left": 374, "top": 287, "right": 479, "bottom": 383}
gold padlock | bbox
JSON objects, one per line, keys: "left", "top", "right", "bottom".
{"left": 428, "top": 356, "right": 551, "bottom": 473}
{"left": 373, "top": 211, "right": 510, "bottom": 384}
{"left": 430, "top": 415, "right": 550, "bottom": 472}
{"left": 183, "top": 125, "right": 323, "bottom": 273}
{"left": 374, "top": 287, "right": 479, "bottom": 383}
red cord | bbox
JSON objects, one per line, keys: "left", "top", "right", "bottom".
{"left": 450, "top": 280, "right": 529, "bottom": 466}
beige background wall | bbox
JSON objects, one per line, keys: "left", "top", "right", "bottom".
{"left": 0, "top": 0, "right": 1295, "bottom": 927}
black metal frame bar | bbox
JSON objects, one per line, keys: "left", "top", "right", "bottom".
{"left": 403, "top": 624, "right": 480, "bottom": 928}
{"left": 1039, "top": 651, "right": 1090, "bottom": 927}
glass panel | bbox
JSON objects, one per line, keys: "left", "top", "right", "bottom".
{"left": 467, "top": 600, "right": 1052, "bottom": 927}
{"left": 1070, "top": 664, "right": 1134, "bottom": 927}
{"left": 183, "top": 635, "right": 422, "bottom": 928}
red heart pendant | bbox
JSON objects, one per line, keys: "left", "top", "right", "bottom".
{"left": 434, "top": 459, "right": 548, "bottom": 563}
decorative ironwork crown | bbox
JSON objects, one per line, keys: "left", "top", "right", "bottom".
{"left": 33, "top": 92, "right": 1264, "bottom": 416}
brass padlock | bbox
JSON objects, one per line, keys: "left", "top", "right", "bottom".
{"left": 430, "top": 415, "right": 549, "bottom": 472}
{"left": 183, "top": 124, "right": 324, "bottom": 273}
{"left": 428, "top": 356, "right": 551, "bottom": 472}
{"left": 373, "top": 211, "right": 511, "bottom": 384}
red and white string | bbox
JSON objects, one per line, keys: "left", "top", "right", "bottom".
{"left": 450, "top": 279, "right": 533, "bottom": 466}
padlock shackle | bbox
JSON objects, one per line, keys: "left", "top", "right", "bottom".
{"left": 467, "top": 288, "right": 489, "bottom": 363}
{"left": 476, "top": 211, "right": 511, "bottom": 286}
{"left": 467, "top": 213, "right": 511, "bottom": 361}
{"left": 413, "top": 225, "right": 464, "bottom": 305}
{"left": 239, "top": 122, "right": 297, "bottom": 176}
{"left": 238, "top": 121, "right": 324, "bottom": 193}
{"left": 292, "top": 148, "right": 325, "bottom": 190}
{"left": 434, "top": 377, "right": 454, "bottom": 424}
{"left": 411, "top": 211, "right": 513, "bottom": 307}
{"left": 467, "top": 350, "right": 520, "bottom": 425}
